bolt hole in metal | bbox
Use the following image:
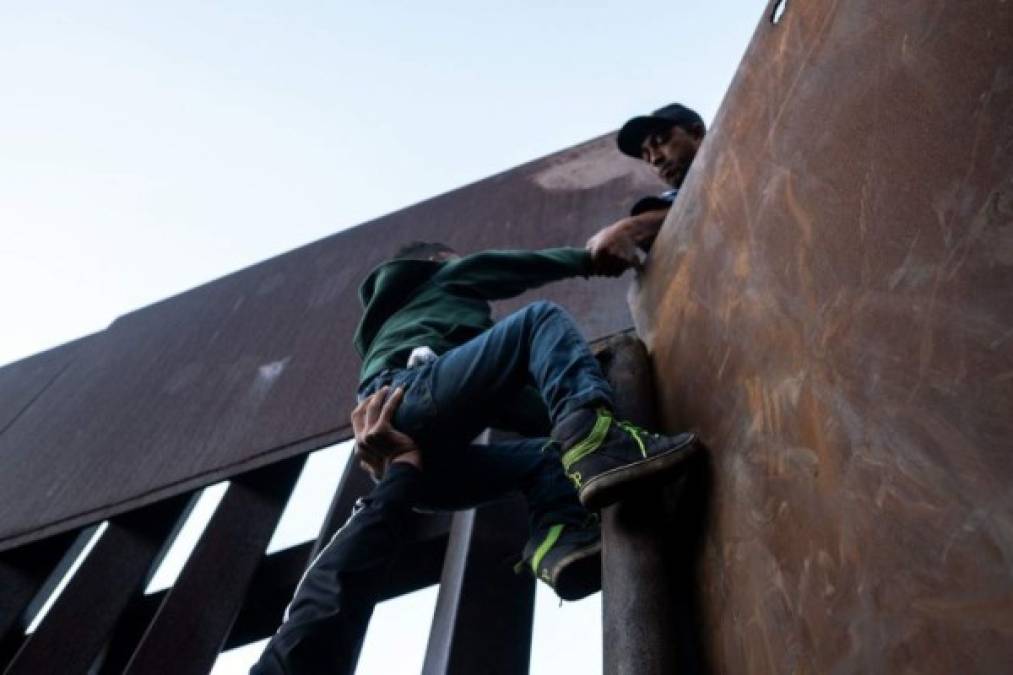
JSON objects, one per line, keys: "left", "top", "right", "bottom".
{"left": 771, "top": 0, "right": 787, "bottom": 24}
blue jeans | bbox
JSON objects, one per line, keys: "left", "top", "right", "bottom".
{"left": 252, "top": 302, "right": 613, "bottom": 674}
{"left": 361, "top": 299, "right": 614, "bottom": 525}
{"left": 373, "top": 300, "right": 614, "bottom": 448}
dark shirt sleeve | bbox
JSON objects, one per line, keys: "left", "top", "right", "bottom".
{"left": 630, "top": 189, "right": 678, "bottom": 216}
{"left": 435, "top": 247, "right": 592, "bottom": 301}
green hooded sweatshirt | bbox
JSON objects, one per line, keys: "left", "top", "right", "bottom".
{"left": 353, "top": 247, "right": 593, "bottom": 386}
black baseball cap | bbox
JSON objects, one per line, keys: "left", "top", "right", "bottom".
{"left": 617, "top": 103, "right": 705, "bottom": 158}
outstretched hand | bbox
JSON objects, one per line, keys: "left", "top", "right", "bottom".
{"left": 351, "top": 386, "right": 422, "bottom": 480}
{"left": 586, "top": 219, "right": 639, "bottom": 277}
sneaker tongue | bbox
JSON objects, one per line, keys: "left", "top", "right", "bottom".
{"left": 551, "top": 408, "right": 601, "bottom": 449}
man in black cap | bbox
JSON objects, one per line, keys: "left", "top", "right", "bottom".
{"left": 587, "top": 103, "right": 706, "bottom": 262}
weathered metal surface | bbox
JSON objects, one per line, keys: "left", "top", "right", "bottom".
{"left": 92, "top": 530, "right": 446, "bottom": 671}
{"left": 424, "top": 429, "right": 534, "bottom": 675}
{"left": 90, "top": 493, "right": 203, "bottom": 674}
{"left": 632, "top": 0, "right": 1013, "bottom": 672}
{"left": 4, "top": 495, "right": 189, "bottom": 675}
{"left": 423, "top": 508, "right": 475, "bottom": 675}
{"left": 0, "top": 531, "right": 77, "bottom": 668}
{"left": 222, "top": 542, "right": 313, "bottom": 651}
{"left": 0, "top": 337, "right": 88, "bottom": 435}
{"left": 422, "top": 495, "right": 535, "bottom": 675}
{"left": 122, "top": 457, "right": 304, "bottom": 675}
{"left": 597, "top": 334, "right": 706, "bottom": 675}
{"left": 0, "top": 137, "right": 658, "bottom": 552}
{"left": 94, "top": 542, "right": 311, "bottom": 673}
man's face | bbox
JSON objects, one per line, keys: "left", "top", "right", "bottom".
{"left": 640, "top": 124, "right": 703, "bottom": 188}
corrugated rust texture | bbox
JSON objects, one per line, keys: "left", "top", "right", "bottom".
{"left": 0, "top": 135, "right": 659, "bottom": 550}
{"left": 632, "top": 1, "right": 1013, "bottom": 672}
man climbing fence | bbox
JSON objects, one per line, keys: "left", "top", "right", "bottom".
{"left": 252, "top": 242, "right": 699, "bottom": 674}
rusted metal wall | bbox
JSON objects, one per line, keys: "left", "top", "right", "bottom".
{"left": 632, "top": 0, "right": 1013, "bottom": 672}
{"left": 0, "top": 337, "right": 89, "bottom": 435}
{"left": 0, "top": 136, "right": 660, "bottom": 551}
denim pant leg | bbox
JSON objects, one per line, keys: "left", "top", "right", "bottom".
{"left": 395, "top": 301, "right": 615, "bottom": 451}
{"left": 418, "top": 437, "right": 587, "bottom": 532}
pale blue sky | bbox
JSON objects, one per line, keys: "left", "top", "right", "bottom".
{"left": 1, "top": 2, "right": 763, "bottom": 672}
{"left": 1, "top": 0, "right": 762, "bottom": 366}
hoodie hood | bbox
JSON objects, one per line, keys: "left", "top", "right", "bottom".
{"left": 353, "top": 258, "right": 444, "bottom": 357}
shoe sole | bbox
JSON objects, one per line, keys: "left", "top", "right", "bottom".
{"left": 550, "top": 541, "right": 602, "bottom": 601}
{"left": 579, "top": 434, "right": 699, "bottom": 510}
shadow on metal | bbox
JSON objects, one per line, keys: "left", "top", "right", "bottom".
{"left": 596, "top": 333, "right": 713, "bottom": 674}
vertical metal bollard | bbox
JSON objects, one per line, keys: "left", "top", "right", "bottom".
{"left": 422, "top": 430, "right": 536, "bottom": 675}
{"left": 596, "top": 333, "right": 704, "bottom": 675}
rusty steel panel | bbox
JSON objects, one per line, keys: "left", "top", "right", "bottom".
{"left": 0, "top": 531, "right": 78, "bottom": 667}
{"left": 0, "top": 337, "right": 89, "bottom": 435}
{"left": 5, "top": 495, "right": 190, "bottom": 675}
{"left": 122, "top": 457, "right": 304, "bottom": 675}
{"left": 632, "top": 0, "right": 1013, "bottom": 672}
{"left": 96, "top": 542, "right": 312, "bottom": 674}
{"left": 0, "top": 137, "right": 660, "bottom": 551}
